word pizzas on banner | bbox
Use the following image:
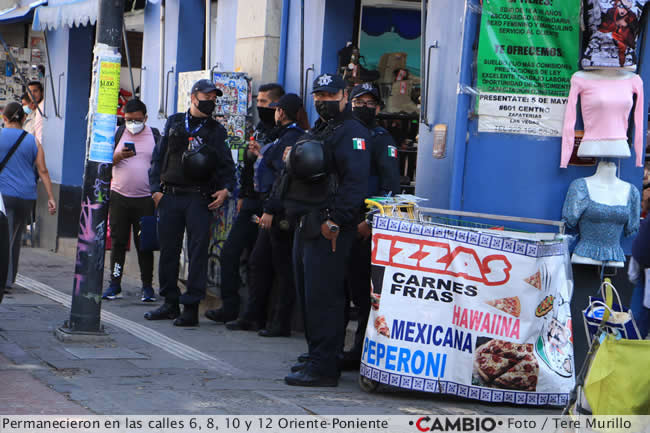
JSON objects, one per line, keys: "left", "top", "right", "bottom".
{"left": 362, "top": 216, "right": 575, "bottom": 406}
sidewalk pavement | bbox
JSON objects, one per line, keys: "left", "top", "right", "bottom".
{"left": 0, "top": 247, "right": 559, "bottom": 415}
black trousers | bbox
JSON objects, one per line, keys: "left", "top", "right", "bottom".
{"left": 345, "top": 235, "right": 372, "bottom": 355}
{"left": 3, "top": 195, "right": 33, "bottom": 288}
{"left": 219, "top": 204, "right": 260, "bottom": 315}
{"left": 109, "top": 191, "right": 155, "bottom": 287}
{"left": 293, "top": 224, "right": 355, "bottom": 378}
{"left": 244, "top": 224, "right": 295, "bottom": 330}
{"left": 157, "top": 192, "right": 212, "bottom": 305}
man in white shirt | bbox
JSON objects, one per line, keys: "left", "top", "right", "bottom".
{"left": 27, "top": 81, "right": 44, "bottom": 144}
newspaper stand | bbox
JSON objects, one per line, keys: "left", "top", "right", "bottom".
{"left": 358, "top": 200, "right": 575, "bottom": 407}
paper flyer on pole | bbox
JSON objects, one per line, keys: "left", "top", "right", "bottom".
{"left": 88, "top": 53, "right": 121, "bottom": 163}
{"left": 361, "top": 216, "right": 575, "bottom": 406}
{"left": 476, "top": 0, "right": 580, "bottom": 136}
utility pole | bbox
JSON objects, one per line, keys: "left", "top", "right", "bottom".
{"left": 61, "top": 0, "right": 126, "bottom": 336}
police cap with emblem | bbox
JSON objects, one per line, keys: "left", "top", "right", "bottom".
{"left": 191, "top": 79, "right": 224, "bottom": 96}
{"left": 350, "top": 83, "right": 381, "bottom": 103}
{"left": 312, "top": 73, "right": 346, "bottom": 94}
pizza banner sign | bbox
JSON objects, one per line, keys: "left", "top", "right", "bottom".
{"left": 361, "top": 216, "right": 575, "bottom": 406}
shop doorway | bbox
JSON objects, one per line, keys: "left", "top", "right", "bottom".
{"left": 331, "top": 0, "right": 422, "bottom": 193}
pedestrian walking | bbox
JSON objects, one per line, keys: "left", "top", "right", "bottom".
{"left": 102, "top": 99, "right": 161, "bottom": 302}
{"left": 146, "top": 79, "right": 236, "bottom": 327}
{"left": 0, "top": 102, "right": 56, "bottom": 292}
{"left": 226, "top": 93, "right": 305, "bottom": 336}
{"left": 282, "top": 74, "right": 371, "bottom": 387}
{"left": 26, "top": 82, "right": 44, "bottom": 145}
{"left": 205, "top": 83, "right": 285, "bottom": 325}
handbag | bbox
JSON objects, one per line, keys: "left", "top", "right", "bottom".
{"left": 571, "top": 282, "right": 650, "bottom": 416}
{"left": 138, "top": 214, "right": 160, "bottom": 252}
{"left": 583, "top": 281, "right": 641, "bottom": 343}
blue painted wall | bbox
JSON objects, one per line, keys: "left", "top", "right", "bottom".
{"left": 60, "top": 26, "right": 93, "bottom": 187}
{"left": 140, "top": 0, "right": 206, "bottom": 131}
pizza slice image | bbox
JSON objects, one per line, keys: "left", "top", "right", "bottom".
{"left": 374, "top": 316, "right": 390, "bottom": 337}
{"left": 493, "top": 354, "right": 539, "bottom": 391}
{"left": 474, "top": 353, "right": 518, "bottom": 384}
{"left": 485, "top": 296, "right": 521, "bottom": 318}
{"left": 524, "top": 271, "right": 542, "bottom": 290}
{"left": 480, "top": 339, "right": 533, "bottom": 361}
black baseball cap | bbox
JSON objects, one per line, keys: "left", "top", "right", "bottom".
{"left": 191, "top": 79, "right": 223, "bottom": 96}
{"left": 269, "top": 93, "right": 302, "bottom": 118}
{"left": 350, "top": 83, "right": 381, "bottom": 102}
{"left": 312, "top": 73, "right": 346, "bottom": 94}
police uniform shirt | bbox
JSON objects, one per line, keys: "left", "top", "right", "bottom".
{"left": 240, "top": 121, "right": 280, "bottom": 202}
{"left": 149, "top": 112, "right": 236, "bottom": 193}
{"left": 367, "top": 124, "right": 401, "bottom": 197}
{"left": 305, "top": 110, "right": 372, "bottom": 228}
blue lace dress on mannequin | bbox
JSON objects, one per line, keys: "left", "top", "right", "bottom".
{"left": 562, "top": 178, "right": 640, "bottom": 263}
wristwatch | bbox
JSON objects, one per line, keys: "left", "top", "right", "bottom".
{"left": 326, "top": 220, "right": 339, "bottom": 233}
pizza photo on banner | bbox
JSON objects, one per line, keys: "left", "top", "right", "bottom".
{"left": 476, "top": 0, "right": 581, "bottom": 136}
{"left": 360, "top": 216, "right": 575, "bottom": 406}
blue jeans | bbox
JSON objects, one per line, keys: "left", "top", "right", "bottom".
{"left": 630, "top": 277, "right": 650, "bottom": 338}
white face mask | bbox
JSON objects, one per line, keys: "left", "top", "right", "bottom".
{"left": 22, "top": 106, "right": 32, "bottom": 115}
{"left": 125, "top": 120, "right": 145, "bottom": 135}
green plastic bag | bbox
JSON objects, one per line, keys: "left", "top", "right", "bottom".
{"left": 584, "top": 335, "right": 650, "bottom": 415}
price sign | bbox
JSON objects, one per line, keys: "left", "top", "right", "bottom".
{"left": 97, "top": 60, "right": 120, "bottom": 115}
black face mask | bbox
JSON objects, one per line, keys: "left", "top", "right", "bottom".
{"left": 315, "top": 100, "right": 342, "bottom": 121}
{"left": 196, "top": 100, "right": 216, "bottom": 116}
{"left": 353, "top": 106, "right": 375, "bottom": 126}
{"left": 257, "top": 106, "right": 276, "bottom": 127}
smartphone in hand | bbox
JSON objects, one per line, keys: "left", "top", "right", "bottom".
{"left": 124, "top": 141, "right": 136, "bottom": 155}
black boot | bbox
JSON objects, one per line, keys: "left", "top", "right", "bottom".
{"left": 174, "top": 303, "right": 199, "bottom": 327}
{"left": 144, "top": 301, "right": 180, "bottom": 320}
{"left": 205, "top": 308, "right": 238, "bottom": 324}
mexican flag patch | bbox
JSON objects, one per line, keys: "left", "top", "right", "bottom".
{"left": 353, "top": 138, "right": 366, "bottom": 150}
{"left": 388, "top": 145, "right": 397, "bottom": 158}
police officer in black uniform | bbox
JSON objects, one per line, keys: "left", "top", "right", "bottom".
{"left": 342, "top": 83, "right": 401, "bottom": 369}
{"left": 205, "top": 83, "right": 285, "bottom": 324}
{"left": 146, "top": 79, "right": 236, "bottom": 326}
{"left": 283, "top": 73, "right": 371, "bottom": 387}
{"left": 227, "top": 93, "right": 305, "bottom": 335}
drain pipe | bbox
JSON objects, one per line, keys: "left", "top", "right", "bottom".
{"left": 299, "top": 0, "right": 304, "bottom": 101}
{"left": 205, "top": 0, "right": 211, "bottom": 69}
{"left": 277, "top": 0, "right": 289, "bottom": 87}
{"left": 157, "top": 0, "right": 166, "bottom": 117}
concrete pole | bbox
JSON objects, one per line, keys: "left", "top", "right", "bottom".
{"left": 65, "top": 0, "right": 126, "bottom": 334}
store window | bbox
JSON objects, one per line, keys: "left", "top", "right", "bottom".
{"left": 341, "top": 0, "right": 422, "bottom": 192}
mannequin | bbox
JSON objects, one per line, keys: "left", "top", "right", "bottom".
{"left": 562, "top": 160, "right": 640, "bottom": 268}
{"left": 560, "top": 70, "right": 644, "bottom": 168}
{"left": 571, "top": 161, "right": 631, "bottom": 268}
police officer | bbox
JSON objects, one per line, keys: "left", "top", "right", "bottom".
{"left": 283, "top": 74, "right": 371, "bottom": 387}
{"left": 342, "top": 83, "right": 401, "bottom": 369}
{"left": 205, "top": 83, "right": 285, "bottom": 324}
{"left": 146, "top": 79, "right": 236, "bottom": 326}
{"left": 227, "top": 93, "right": 305, "bottom": 335}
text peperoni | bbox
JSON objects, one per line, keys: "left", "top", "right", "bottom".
{"left": 372, "top": 234, "right": 512, "bottom": 286}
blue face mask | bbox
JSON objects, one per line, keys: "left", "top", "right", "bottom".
{"left": 22, "top": 105, "right": 31, "bottom": 115}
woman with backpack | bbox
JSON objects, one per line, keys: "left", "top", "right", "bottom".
{"left": 0, "top": 102, "right": 56, "bottom": 296}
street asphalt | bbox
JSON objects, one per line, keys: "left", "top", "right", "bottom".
{"left": 0, "top": 247, "right": 560, "bottom": 415}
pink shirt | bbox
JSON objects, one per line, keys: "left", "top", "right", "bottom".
{"left": 561, "top": 74, "right": 644, "bottom": 168}
{"left": 111, "top": 126, "right": 156, "bottom": 198}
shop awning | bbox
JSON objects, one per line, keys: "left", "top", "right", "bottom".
{"left": 32, "top": 0, "right": 158, "bottom": 31}
{"left": 362, "top": 7, "right": 421, "bottom": 40}
{"left": 0, "top": 0, "right": 47, "bottom": 24}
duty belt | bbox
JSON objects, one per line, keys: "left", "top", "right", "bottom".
{"left": 162, "top": 184, "right": 209, "bottom": 195}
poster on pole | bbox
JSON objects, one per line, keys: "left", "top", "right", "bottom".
{"left": 361, "top": 216, "right": 575, "bottom": 406}
{"left": 476, "top": 0, "right": 580, "bottom": 136}
{"left": 88, "top": 54, "right": 121, "bottom": 163}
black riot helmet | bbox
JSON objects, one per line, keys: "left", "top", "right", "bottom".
{"left": 288, "top": 139, "right": 327, "bottom": 182}
{"left": 182, "top": 140, "right": 218, "bottom": 181}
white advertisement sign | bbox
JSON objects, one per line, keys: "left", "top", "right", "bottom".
{"left": 361, "top": 216, "right": 575, "bottom": 406}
